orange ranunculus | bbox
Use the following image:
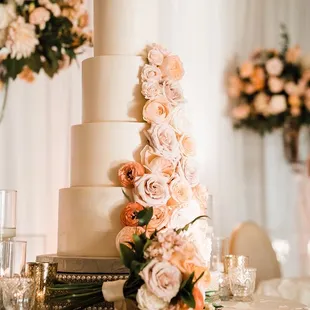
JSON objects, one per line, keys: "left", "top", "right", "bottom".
{"left": 251, "top": 67, "right": 265, "bottom": 91}
{"left": 239, "top": 61, "right": 254, "bottom": 78}
{"left": 288, "top": 95, "right": 301, "bottom": 107}
{"left": 192, "top": 286, "right": 205, "bottom": 310}
{"left": 18, "top": 66, "right": 35, "bottom": 83}
{"left": 118, "top": 162, "right": 145, "bottom": 188}
{"left": 120, "top": 202, "right": 144, "bottom": 227}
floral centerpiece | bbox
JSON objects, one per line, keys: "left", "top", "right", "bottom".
{"left": 227, "top": 26, "right": 310, "bottom": 163}
{"left": 0, "top": 0, "right": 92, "bottom": 122}
{"left": 49, "top": 210, "right": 210, "bottom": 310}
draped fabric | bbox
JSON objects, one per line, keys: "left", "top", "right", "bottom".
{"left": 0, "top": 0, "right": 309, "bottom": 277}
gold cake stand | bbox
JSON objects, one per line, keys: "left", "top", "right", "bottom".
{"left": 36, "top": 254, "right": 129, "bottom": 310}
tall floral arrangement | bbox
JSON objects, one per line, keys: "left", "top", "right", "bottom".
{"left": 227, "top": 26, "right": 310, "bottom": 135}
{"left": 0, "top": 0, "right": 92, "bottom": 122}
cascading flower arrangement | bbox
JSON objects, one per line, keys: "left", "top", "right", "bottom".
{"left": 116, "top": 44, "right": 210, "bottom": 254}
{"left": 227, "top": 25, "right": 310, "bottom": 136}
{"left": 0, "top": 0, "right": 92, "bottom": 122}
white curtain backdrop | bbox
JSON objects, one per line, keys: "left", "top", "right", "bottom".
{"left": 0, "top": 0, "right": 309, "bottom": 277}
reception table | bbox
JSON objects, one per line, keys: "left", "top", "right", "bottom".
{"left": 256, "top": 278, "right": 310, "bottom": 307}
{"left": 212, "top": 295, "right": 308, "bottom": 310}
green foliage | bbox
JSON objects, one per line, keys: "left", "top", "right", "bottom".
{"left": 137, "top": 207, "right": 153, "bottom": 226}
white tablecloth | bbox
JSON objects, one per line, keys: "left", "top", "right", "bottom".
{"left": 256, "top": 278, "right": 310, "bottom": 307}
{"left": 217, "top": 295, "right": 308, "bottom": 309}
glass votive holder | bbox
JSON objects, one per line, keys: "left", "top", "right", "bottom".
{"left": 0, "top": 277, "right": 35, "bottom": 309}
{"left": 224, "top": 255, "right": 249, "bottom": 274}
{"left": 228, "top": 267, "right": 256, "bottom": 301}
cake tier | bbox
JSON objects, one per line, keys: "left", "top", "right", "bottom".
{"left": 82, "top": 56, "right": 144, "bottom": 123}
{"left": 57, "top": 187, "right": 125, "bottom": 257}
{"left": 71, "top": 122, "right": 146, "bottom": 187}
{"left": 93, "top": 0, "right": 159, "bottom": 56}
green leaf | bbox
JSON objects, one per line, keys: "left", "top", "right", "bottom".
{"left": 132, "top": 234, "right": 144, "bottom": 258}
{"left": 137, "top": 207, "right": 153, "bottom": 226}
{"left": 119, "top": 244, "right": 136, "bottom": 269}
{"left": 26, "top": 53, "right": 42, "bottom": 74}
{"left": 121, "top": 188, "right": 132, "bottom": 202}
{"left": 181, "top": 272, "right": 195, "bottom": 290}
{"left": 180, "top": 289, "right": 195, "bottom": 309}
{"left": 176, "top": 215, "right": 209, "bottom": 234}
{"left": 2, "top": 57, "right": 26, "bottom": 80}
{"left": 193, "top": 271, "right": 205, "bottom": 286}
{"left": 143, "top": 238, "right": 152, "bottom": 252}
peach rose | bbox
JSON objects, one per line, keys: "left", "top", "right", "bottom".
{"left": 239, "top": 61, "right": 254, "bottom": 78}
{"left": 269, "top": 95, "right": 286, "bottom": 115}
{"left": 244, "top": 83, "right": 255, "bottom": 95}
{"left": 145, "top": 123, "right": 180, "bottom": 162}
{"left": 231, "top": 104, "right": 250, "bottom": 120}
{"left": 265, "top": 57, "right": 283, "bottom": 76}
{"left": 147, "top": 206, "right": 169, "bottom": 232}
{"left": 141, "top": 80, "right": 162, "bottom": 99}
{"left": 180, "top": 158, "right": 200, "bottom": 187}
{"left": 193, "top": 184, "right": 209, "bottom": 209}
{"left": 291, "top": 106, "right": 301, "bottom": 117}
{"left": 29, "top": 7, "right": 50, "bottom": 30}
{"left": 179, "top": 135, "right": 196, "bottom": 157}
{"left": 253, "top": 92, "right": 269, "bottom": 115}
{"left": 160, "top": 55, "right": 184, "bottom": 81}
{"left": 148, "top": 48, "right": 164, "bottom": 66}
{"left": 227, "top": 77, "right": 242, "bottom": 98}
{"left": 285, "top": 45, "right": 301, "bottom": 63}
{"left": 140, "top": 145, "right": 175, "bottom": 179}
{"left": 251, "top": 67, "right": 265, "bottom": 91}
{"left": 151, "top": 43, "right": 171, "bottom": 57}
{"left": 120, "top": 202, "right": 144, "bottom": 227}
{"left": 118, "top": 162, "right": 145, "bottom": 188}
{"left": 140, "top": 259, "right": 182, "bottom": 302}
{"left": 284, "top": 81, "right": 299, "bottom": 95}
{"left": 288, "top": 95, "right": 301, "bottom": 107}
{"left": 78, "top": 11, "right": 89, "bottom": 28}
{"left": 170, "top": 106, "right": 192, "bottom": 134}
{"left": 18, "top": 66, "right": 35, "bottom": 83}
{"left": 169, "top": 177, "right": 192, "bottom": 204}
{"left": 268, "top": 77, "right": 284, "bottom": 93}
{"left": 141, "top": 64, "right": 162, "bottom": 82}
{"left": 163, "top": 80, "right": 184, "bottom": 106}
{"left": 115, "top": 226, "right": 144, "bottom": 252}
{"left": 134, "top": 173, "right": 170, "bottom": 207}
{"left": 143, "top": 97, "right": 171, "bottom": 124}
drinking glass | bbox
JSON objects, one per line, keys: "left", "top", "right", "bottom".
{"left": 0, "top": 190, "right": 17, "bottom": 241}
{"left": 1, "top": 277, "right": 35, "bottom": 309}
{"left": 229, "top": 267, "right": 256, "bottom": 301}
{"left": 210, "top": 236, "right": 229, "bottom": 272}
{"left": 0, "top": 241, "right": 27, "bottom": 277}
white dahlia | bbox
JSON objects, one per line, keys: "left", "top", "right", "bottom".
{"left": 6, "top": 17, "right": 39, "bottom": 60}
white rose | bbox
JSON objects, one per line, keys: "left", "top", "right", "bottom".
{"left": 141, "top": 80, "right": 162, "bottom": 100}
{"left": 180, "top": 158, "right": 200, "bottom": 187}
{"left": 170, "top": 105, "right": 191, "bottom": 134}
{"left": 141, "top": 64, "right": 162, "bottom": 82}
{"left": 0, "top": 3, "right": 16, "bottom": 30}
{"left": 169, "top": 175, "right": 192, "bottom": 204}
{"left": 145, "top": 123, "right": 180, "bottom": 162}
{"left": 269, "top": 95, "right": 287, "bottom": 115}
{"left": 163, "top": 80, "right": 184, "bottom": 106}
{"left": 265, "top": 57, "right": 284, "bottom": 76}
{"left": 140, "top": 260, "right": 182, "bottom": 303}
{"left": 253, "top": 92, "right": 269, "bottom": 115}
{"left": 148, "top": 48, "right": 164, "bottom": 66}
{"left": 133, "top": 173, "right": 170, "bottom": 207}
{"left": 136, "top": 284, "right": 168, "bottom": 310}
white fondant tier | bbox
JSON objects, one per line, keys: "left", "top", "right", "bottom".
{"left": 93, "top": 0, "right": 159, "bottom": 56}
{"left": 82, "top": 56, "right": 145, "bottom": 123}
{"left": 71, "top": 122, "right": 147, "bottom": 187}
{"left": 57, "top": 187, "right": 125, "bottom": 257}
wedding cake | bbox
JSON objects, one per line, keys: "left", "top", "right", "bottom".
{"left": 57, "top": 0, "right": 159, "bottom": 257}
{"left": 57, "top": 0, "right": 211, "bottom": 263}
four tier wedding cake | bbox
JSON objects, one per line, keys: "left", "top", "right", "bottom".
{"left": 57, "top": 0, "right": 210, "bottom": 262}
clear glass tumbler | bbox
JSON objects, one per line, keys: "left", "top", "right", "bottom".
{"left": 1, "top": 277, "right": 35, "bottom": 309}
{"left": 0, "top": 190, "right": 17, "bottom": 241}
{"left": 210, "top": 236, "right": 229, "bottom": 272}
{"left": 229, "top": 267, "right": 256, "bottom": 301}
{"left": 0, "top": 241, "right": 27, "bottom": 277}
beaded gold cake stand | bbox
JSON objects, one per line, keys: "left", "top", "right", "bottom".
{"left": 36, "top": 255, "right": 129, "bottom": 310}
